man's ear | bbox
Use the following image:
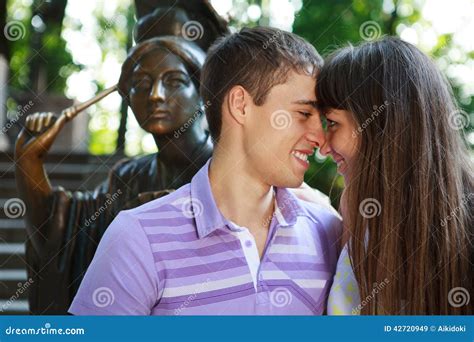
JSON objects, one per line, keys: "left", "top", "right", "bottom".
{"left": 224, "top": 85, "right": 248, "bottom": 125}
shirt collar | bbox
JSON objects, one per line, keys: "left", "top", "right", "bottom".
{"left": 191, "top": 159, "right": 229, "bottom": 239}
{"left": 190, "top": 158, "right": 309, "bottom": 239}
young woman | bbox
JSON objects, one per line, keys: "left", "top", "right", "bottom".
{"left": 316, "top": 36, "right": 473, "bottom": 315}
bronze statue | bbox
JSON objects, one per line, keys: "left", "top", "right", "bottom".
{"left": 15, "top": 36, "right": 214, "bottom": 314}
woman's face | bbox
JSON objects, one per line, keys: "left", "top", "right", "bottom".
{"left": 320, "top": 109, "right": 360, "bottom": 182}
{"left": 129, "top": 47, "right": 201, "bottom": 135}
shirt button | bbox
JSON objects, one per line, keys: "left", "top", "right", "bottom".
{"left": 245, "top": 240, "right": 252, "bottom": 248}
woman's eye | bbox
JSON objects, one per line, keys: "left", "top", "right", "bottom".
{"left": 327, "top": 119, "right": 337, "bottom": 127}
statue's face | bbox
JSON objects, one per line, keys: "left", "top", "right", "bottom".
{"left": 129, "top": 47, "right": 201, "bottom": 136}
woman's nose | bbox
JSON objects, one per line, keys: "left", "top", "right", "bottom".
{"left": 305, "top": 115, "right": 326, "bottom": 148}
{"left": 150, "top": 79, "right": 166, "bottom": 102}
{"left": 318, "top": 139, "right": 331, "bottom": 156}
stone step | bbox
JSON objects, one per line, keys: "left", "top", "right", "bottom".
{"left": 0, "top": 252, "right": 26, "bottom": 269}
{"left": 0, "top": 151, "right": 120, "bottom": 165}
{"left": 0, "top": 242, "right": 25, "bottom": 268}
{"left": 0, "top": 161, "right": 111, "bottom": 181}
{"left": 0, "top": 299, "right": 29, "bottom": 315}
{"left": 0, "top": 179, "right": 95, "bottom": 198}
{"left": 0, "top": 269, "right": 29, "bottom": 300}
{"left": 0, "top": 218, "right": 25, "bottom": 235}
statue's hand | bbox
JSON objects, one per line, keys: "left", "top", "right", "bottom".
{"left": 15, "top": 112, "right": 68, "bottom": 161}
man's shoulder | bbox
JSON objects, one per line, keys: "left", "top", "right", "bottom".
{"left": 294, "top": 191, "right": 342, "bottom": 243}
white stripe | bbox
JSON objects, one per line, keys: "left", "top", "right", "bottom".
{"left": 294, "top": 279, "right": 327, "bottom": 288}
{"left": 143, "top": 224, "right": 195, "bottom": 235}
{"left": 262, "top": 270, "right": 326, "bottom": 288}
{"left": 162, "top": 274, "right": 253, "bottom": 298}
{"left": 150, "top": 234, "right": 235, "bottom": 252}
{"left": 274, "top": 229, "right": 296, "bottom": 237}
{"left": 156, "top": 249, "right": 243, "bottom": 269}
{"left": 270, "top": 244, "right": 317, "bottom": 256}
{"left": 138, "top": 211, "right": 187, "bottom": 219}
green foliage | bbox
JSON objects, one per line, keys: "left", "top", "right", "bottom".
{"left": 7, "top": 1, "right": 78, "bottom": 93}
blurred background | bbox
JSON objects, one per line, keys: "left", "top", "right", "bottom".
{"left": 0, "top": 0, "right": 473, "bottom": 313}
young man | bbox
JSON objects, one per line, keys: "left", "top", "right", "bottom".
{"left": 69, "top": 27, "right": 341, "bottom": 315}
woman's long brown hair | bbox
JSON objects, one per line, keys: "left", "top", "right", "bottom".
{"left": 317, "top": 37, "right": 473, "bottom": 314}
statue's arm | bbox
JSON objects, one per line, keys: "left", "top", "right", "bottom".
{"left": 14, "top": 112, "right": 68, "bottom": 257}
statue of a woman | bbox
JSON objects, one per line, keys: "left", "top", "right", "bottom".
{"left": 14, "top": 36, "right": 213, "bottom": 314}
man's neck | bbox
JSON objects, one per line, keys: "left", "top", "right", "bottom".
{"left": 209, "top": 149, "right": 275, "bottom": 235}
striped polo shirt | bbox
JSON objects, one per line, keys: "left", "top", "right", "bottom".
{"left": 69, "top": 159, "right": 341, "bottom": 315}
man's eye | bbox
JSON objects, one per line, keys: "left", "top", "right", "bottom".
{"left": 299, "top": 111, "right": 312, "bottom": 118}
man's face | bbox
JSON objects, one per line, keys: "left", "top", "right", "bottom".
{"left": 243, "top": 71, "right": 325, "bottom": 188}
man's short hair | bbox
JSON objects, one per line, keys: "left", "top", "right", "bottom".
{"left": 200, "top": 26, "right": 323, "bottom": 142}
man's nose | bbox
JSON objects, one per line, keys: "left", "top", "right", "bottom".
{"left": 150, "top": 79, "right": 166, "bottom": 102}
{"left": 305, "top": 115, "right": 326, "bottom": 149}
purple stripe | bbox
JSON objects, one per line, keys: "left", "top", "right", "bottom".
{"left": 164, "top": 257, "right": 248, "bottom": 279}
{"left": 166, "top": 266, "right": 250, "bottom": 287}
{"left": 138, "top": 217, "right": 193, "bottom": 227}
{"left": 264, "top": 280, "right": 323, "bottom": 314}
{"left": 147, "top": 228, "right": 230, "bottom": 244}
{"left": 315, "top": 223, "right": 332, "bottom": 266}
{"left": 270, "top": 261, "right": 330, "bottom": 272}
{"left": 148, "top": 231, "right": 198, "bottom": 244}
{"left": 159, "top": 283, "right": 255, "bottom": 309}
{"left": 153, "top": 240, "right": 242, "bottom": 261}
